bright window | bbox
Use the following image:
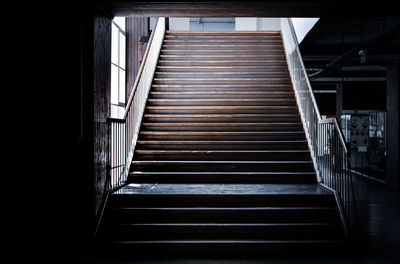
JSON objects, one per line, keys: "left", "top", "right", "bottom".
{"left": 111, "top": 17, "right": 126, "bottom": 109}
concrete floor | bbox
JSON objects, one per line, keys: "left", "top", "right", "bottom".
{"left": 71, "top": 173, "right": 400, "bottom": 263}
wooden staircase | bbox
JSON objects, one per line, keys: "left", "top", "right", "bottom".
{"left": 98, "top": 31, "right": 347, "bottom": 258}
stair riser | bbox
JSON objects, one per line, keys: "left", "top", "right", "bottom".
{"left": 156, "top": 66, "right": 289, "bottom": 72}
{"left": 161, "top": 50, "right": 285, "bottom": 56}
{"left": 138, "top": 134, "right": 305, "bottom": 141}
{"left": 110, "top": 194, "right": 336, "bottom": 208}
{"left": 145, "top": 107, "right": 298, "bottom": 114}
{"left": 106, "top": 208, "right": 340, "bottom": 224}
{"left": 147, "top": 99, "right": 296, "bottom": 106}
{"left": 127, "top": 174, "right": 316, "bottom": 184}
{"left": 158, "top": 61, "right": 288, "bottom": 66}
{"left": 152, "top": 79, "right": 291, "bottom": 85}
{"left": 148, "top": 93, "right": 294, "bottom": 99}
{"left": 104, "top": 224, "right": 344, "bottom": 240}
{"left": 131, "top": 163, "right": 314, "bottom": 172}
{"left": 162, "top": 45, "right": 284, "bottom": 51}
{"left": 159, "top": 56, "right": 285, "bottom": 61}
{"left": 143, "top": 116, "right": 300, "bottom": 123}
{"left": 141, "top": 123, "right": 302, "bottom": 131}
{"left": 136, "top": 142, "right": 309, "bottom": 150}
{"left": 134, "top": 152, "right": 310, "bottom": 161}
{"left": 95, "top": 241, "right": 348, "bottom": 258}
{"left": 154, "top": 73, "right": 289, "bottom": 78}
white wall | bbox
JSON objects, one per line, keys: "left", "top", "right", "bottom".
{"left": 169, "top": 18, "right": 190, "bottom": 30}
{"left": 291, "top": 18, "right": 319, "bottom": 43}
{"left": 235, "top": 18, "right": 281, "bottom": 31}
{"left": 256, "top": 18, "right": 281, "bottom": 30}
{"left": 235, "top": 18, "right": 257, "bottom": 30}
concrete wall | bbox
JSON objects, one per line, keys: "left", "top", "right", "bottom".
{"left": 235, "top": 18, "right": 281, "bottom": 31}
{"left": 170, "top": 18, "right": 190, "bottom": 30}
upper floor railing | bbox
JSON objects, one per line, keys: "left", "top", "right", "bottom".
{"left": 281, "top": 18, "right": 355, "bottom": 235}
{"left": 107, "top": 17, "right": 166, "bottom": 191}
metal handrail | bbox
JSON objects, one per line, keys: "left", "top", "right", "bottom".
{"left": 281, "top": 18, "right": 355, "bottom": 237}
{"left": 107, "top": 17, "right": 166, "bottom": 191}
{"left": 108, "top": 18, "right": 162, "bottom": 123}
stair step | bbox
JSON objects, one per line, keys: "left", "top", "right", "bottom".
{"left": 156, "top": 66, "right": 288, "bottom": 72}
{"left": 102, "top": 222, "right": 344, "bottom": 240}
{"left": 98, "top": 239, "right": 348, "bottom": 257}
{"left": 166, "top": 30, "right": 281, "bottom": 34}
{"left": 164, "top": 35, "right": 281, "bottom": 39}
{"left": 152, "top": 78, "right": 290, "bottom": 85}
{"left": 154, "top": 72, "right": 289, "bottom": 78}
{"left": 158, "top": 60, "right": 287, "bottom": 66}
{"left": 164, "top": 38, "right": 282, "bottom": 43}
{"left": 109, "top": 183, "right": 334, "bottom": 206}
{"left": 141, "top": 122, "right": 302, "bottom": 131}
{"left": 143, "top": 114, "right": 299, "bottom": 122}
{"left": 128, "top": 171, "right": 316, "bottom": 183}
{"left": 149, "top": 91, "right": 293, "bottom": 98}
{"left": 159, "top": 54, "right": 285, "bottom": 60}
{"left": 165, "top": 34, "right": 282, "bottom": 38}
{"left": 108, "top": 206, "right": 338, "bottom": 224}
{"left": 136, "top": 140, "right": 309, "bottom": 150}
{"left": 162, "top": 44, "right": 284, "bottom": 50}
{"left": 139, "top": 131, "right": 305, "bottom": 140}
{"left": 145, "top": 106, "right": 298, "bottom": 114}
{"left": 148, "top": 99, "right": 296, "bottom": 106}
{"left": 131, "top": 160, "right": 314, "bottom": 172}
{"left": 134, "top": 150, "right": 310, "bottom": 161}
{"left": 161, "top": 49, "right": 284, "bottom": 55}
{"left": 151, "top": 84, "right": 293, "bottom": 92}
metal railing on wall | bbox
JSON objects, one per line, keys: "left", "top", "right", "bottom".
{"left": 107, "top": 17, "right": 166, "bottom": 192}
{"left": 281, "top": 18, "right": 356, "bottom": 237}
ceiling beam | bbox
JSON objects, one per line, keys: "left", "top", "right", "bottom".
{"left": 99, "top": 1, "right": 400, "bottom": 17}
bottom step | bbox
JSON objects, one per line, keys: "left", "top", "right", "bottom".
{"left": 96, "top": 239, "right": 349, "bottom": 258}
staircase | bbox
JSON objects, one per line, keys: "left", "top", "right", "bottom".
{"left": 98, "top": 31, "right": 347, "bottom": 257}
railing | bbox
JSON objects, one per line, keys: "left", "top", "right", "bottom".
{"left": 281, "top": 18, "right": 355, "bottom": 235}
{"left": 107, "top": 17, "right": 166, "bottom": 191}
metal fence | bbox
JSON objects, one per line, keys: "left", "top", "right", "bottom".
{"left": 281, "top": 18, "right": 355, "bottom": 235}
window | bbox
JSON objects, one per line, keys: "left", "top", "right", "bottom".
{"left": 111, "top": 17, "right": 126, "bottom": 114}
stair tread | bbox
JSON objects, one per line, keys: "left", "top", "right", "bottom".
{"left": 133, "top": 160, "right": 312, "bottom": 164}
{"left": 118, "top": 222, "right": 339, "bottom": 226}
{"left": 140, "top": 131, "right": 304, "bottom": 135}
{"left": 150, "top": 92, "right": 292, "bottom": 95}
{"left": 114, "top": 183, "right": 329, "bottom": 195}
{"left": 137, "top": 140, "right": 308, "bottom": 143}
{"left": 129, "top": 171, "right": 315, "bottom": 175}
{"left": 144, "top": 114, "right": 298, "bottom": 117}
{"left": 135, "top": 150, "right": 309, "bottom": 153}
{"left": 104, "top": 239, "right": 345, "bottom": 244}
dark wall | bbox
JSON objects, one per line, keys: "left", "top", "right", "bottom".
{"left": 342, "top": 82, "right": 386, "bottom": 110}
{"left": 126, "top": 17, "right": 149, "bottom": 99}
{"left": 14, "top": 3, "right": 104, "bottom": 261}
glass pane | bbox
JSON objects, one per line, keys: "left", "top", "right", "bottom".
{"left": 111, "top": 24, "right": 119, "bottom": 64}
{"left": 119, "top": 33, "right": 126, "bottom": 69}
{"left": 113, "top": 17, "right": 125, "bottom": 31}
{"left": 119, "top": 69, "right": 126, "bottom": 104}
{"left": 111, "top": 64, "right": 119, "bottom": 105}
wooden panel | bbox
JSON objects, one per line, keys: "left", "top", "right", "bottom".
{"left": 93, "top": 11, "right": 112, "bottom": 215}
{"left": 126, "top": 17, "right": 149, "bottom": 101}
